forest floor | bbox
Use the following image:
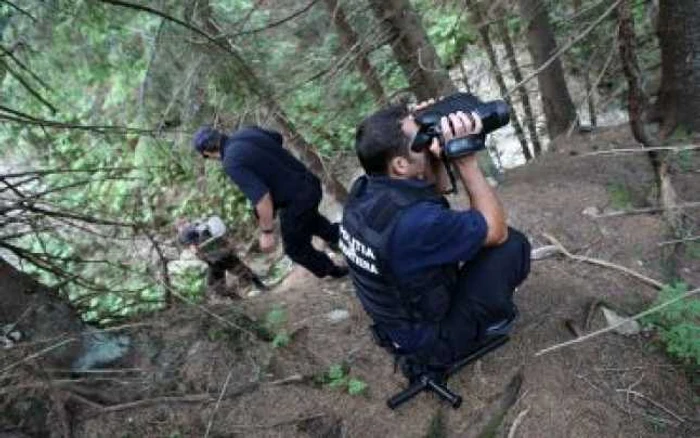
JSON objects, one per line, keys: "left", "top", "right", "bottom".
{"left": 3, "top": 125, "right": 700, "bottom": 438}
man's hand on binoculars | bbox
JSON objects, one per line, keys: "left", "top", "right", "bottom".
{"left": 440, "top": 111, "right": 483, "bottom": 142}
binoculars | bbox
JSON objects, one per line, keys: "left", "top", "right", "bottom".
{"left": 411, "top": 92, "right": 511, "bottom": 159}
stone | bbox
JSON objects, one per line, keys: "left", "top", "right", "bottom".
{"left": 601, "top": 306, "right": 641, "bottom": 336}
{"left": 326, "top": 309, "right": 350, "bottom": 324}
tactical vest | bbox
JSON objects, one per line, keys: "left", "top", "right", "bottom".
{"left": 340, "top": 176, "right": 457, "bottom": 329}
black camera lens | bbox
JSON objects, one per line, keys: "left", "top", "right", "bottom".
{"left": 478, "top": 101, "right": 510, "bottom": 134}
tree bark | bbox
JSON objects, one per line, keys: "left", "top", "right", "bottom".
{"left": 617, "top": 0, "right": 681, "bottom": 233}
{"left": 323, "top": 0, "right": 387, "bottom": 104}
{"left": 495, "top": 11, "right": 542, "bottom": 156}
{"left": 368, "top": 0, "right": 457, "bottom": 101}
{"left": 657, "top": 0, "right": 700, "bottom": 133}
{"left": 517, "top": 0, "right": 577, "bottom": 140}
{"left": 368, "top": 0, "right": 499, "bottom": 176}
{"left": 467, "top": 0, "right": 531, "bottom": 161}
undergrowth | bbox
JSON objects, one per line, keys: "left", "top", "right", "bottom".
{"left": 644, "top": 282, "right": 700, "bottom": 366}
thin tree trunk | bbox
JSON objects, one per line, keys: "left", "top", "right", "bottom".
{"left": 368, "top": 0, "right": 457, "bottom": 101}
{"left": 584, "top": 68, "right": 596, "bottom": 128}
{"left": 517, "top": 0, "right": 577, "bottom": 140}
{"left": 494, "top": 9, "right": 541, "bottom": 156}
{"left": 657, "top": 0, "right": 700, "bottom": 134}
{"left": 369, "top": 0, "right": 499, "bottom": 177}
{"left": 616, "top": 0, "right": 681, "bottom": 233}
{"left": 323, "top": 0, "right": 386, "bottom": 104}
{"left": 467, "top": 0, "right": 531, "bottom": 161}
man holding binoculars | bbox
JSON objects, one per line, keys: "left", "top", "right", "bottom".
{"left": 340, "top": 95, "right": 531, "bottom": 368}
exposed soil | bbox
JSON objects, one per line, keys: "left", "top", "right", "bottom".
{"left": 2, "top": 125, "right": 699, "bottom": 438}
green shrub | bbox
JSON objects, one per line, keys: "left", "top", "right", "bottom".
{"left": 317, "top": 363, "right": 368, "bottom": 396}
{"left": 644, "top": 282, "right": 700, "bottom": 365}
{"left": 265, "top": 305, "right": 289, "bottom": 348}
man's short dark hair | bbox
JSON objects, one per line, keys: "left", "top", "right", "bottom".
{"left": 193, "top": 126, "right": 223, "bottom": 155}
{"left": 355, "top": 103, "right": 411, "bottom": 176}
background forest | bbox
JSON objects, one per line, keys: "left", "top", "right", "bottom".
{"left": 1, "top": 1, "right": 699, "bottom": 437}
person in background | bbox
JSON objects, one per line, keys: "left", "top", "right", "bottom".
{"left": 177, "top": 216, "right": 267, "bottom": 298}
{"left": 192, "top": 125, "right": 348, "bottom": 279}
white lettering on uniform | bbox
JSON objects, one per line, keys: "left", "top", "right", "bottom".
{"left": 339, "top": 225, "right": 379, "bottom": 275}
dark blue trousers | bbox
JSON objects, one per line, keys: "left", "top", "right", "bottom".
{"left": 280, "top": 181, "right": 340, "bottom": 278}
{"left": 430, "top": 228, "right": 531, "bottom": 365}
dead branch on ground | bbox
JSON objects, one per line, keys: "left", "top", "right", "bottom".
{"left": 541, "top": 233, "right": 664, "bottom": 290}
{"left": 535, "top": 287, "right": 700, "bottom": 356}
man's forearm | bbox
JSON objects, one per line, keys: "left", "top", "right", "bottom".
{"left": 255, "top": 193, "right": 275, "bottom": 231}
{"left": 454, "top": 157, "right": 508, "bottom": 245}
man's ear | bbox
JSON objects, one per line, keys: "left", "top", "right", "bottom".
{"left": 388, "top": 155, "right": 409, "bottom": 176}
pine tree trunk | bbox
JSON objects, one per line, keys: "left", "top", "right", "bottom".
{"left": 368, "top": 0, "right": 500, "bottom": 176}
{"left": 323, "top": 0, "right": 386, "bottom": 104}
{"left": 617, "top": 0, "right": 681, "bottom": 233}
{"left": 467, "top": 1, "right": 531, "bottom": 161}
{"left": 518, "top": 0, "right": 577, "bottom": 140}
{"left": 368, "top": 0, "right": 457, "bottom": 101}
{"left": 494, "top": 9, "right": 541, "bottom": 157}
{"left": 657, "top": 0, "right": 700, "bottom": 133}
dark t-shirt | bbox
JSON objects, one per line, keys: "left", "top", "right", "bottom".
{"left": 384, "top": 179, "right": 487, "bottom": 351}
{"left": 221, "top": 127, "right": 318, "bottom": 208}
{"left": 387, "top": 179, "right": 488, "bottom": 277}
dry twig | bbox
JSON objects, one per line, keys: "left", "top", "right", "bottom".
{"left": 542, "top": 233, "right": 664, "bottom": 290}
{"left": 535, "top": 287, "right": 700, "bottom": 356}
{"left": 507, "top": 408, "right": 530, "bottom": 438}
{"left": 615, "top": 389, "right": 685, "bottom": 423}
{"left": 0, "top": 338, "right": 74, "bottom": 376}
{"left": 204, "top": 369, "right": 233, "bottom": 438}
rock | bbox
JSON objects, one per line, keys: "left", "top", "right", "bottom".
{"left": 326, "top": 309, "right": 350, "bottom": 324}
{"left": 167, "top": 259, "right": 207, "bottom": 275}
{"left": 71, "top": 331, "right": 131, "bottom": 371}
{"left": 582, "top": 206, "right": 601, "bottom": 217}
{"left": 601, "top": 307, "right": 641, "bottom": 336}
{"left": 530, "top": 245, "right": 560, "bottom": 260}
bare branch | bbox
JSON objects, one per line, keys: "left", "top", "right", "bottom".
{"left": 227, "top": 0, "right": 321, "bottom": 37}
{"left": 0, "top": 44, "right": 52, "bottom": 90}
{"left": 1, "top": 59, "right": 56, "bottom": 113}
{"left": 535, "top": 287, "right": 700, "bottom": 356}
{"left": 0, "top": 0, "right": 37, "bottom": 21}
{"left": 506, "top": 0, "right": 621, "bottom": 96}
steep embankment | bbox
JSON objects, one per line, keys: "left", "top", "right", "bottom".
{"left": 6, "top": 126, "right": 697, "bottom": 438}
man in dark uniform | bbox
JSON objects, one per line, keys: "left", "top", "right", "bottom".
{"left": 340, "top": 102, "right": 531, "bottom": 368}
{"left": 192, "top": 125, "right": 348, "bottom": 279}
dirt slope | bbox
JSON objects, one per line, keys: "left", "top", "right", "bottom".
{"left": 11, "top": 126, "right": 699, "bottom": 438}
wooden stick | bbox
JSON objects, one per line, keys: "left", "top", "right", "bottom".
{"left": 535, "top": 287, "right": 700, "bottom": 356}
{"left": 577, "top": 144, "right": 700, "bottom": 157}
{"left": 204, "top": 369, "right": 233, "bottom": 438}
{"left": 658, "top": 235, "right": 700, "bottom": 246}
{"left": 0, "top": 338, "right": 75, "bottom": 376}
{"left": 615, "top": 389, "right": 685, "bottom": 423}
{"left": 98, "top": 394, "right": 214, "bottom": 413}
{"left": 592, "top": 202, "right": 700, "bottom": 218}
{"left": 542, "top": 233, "right": 664, "bottom": 290}
{"left": 507, "top": 408, "right": 530, "bottom": 438}
{"left": 228, "top": 413, "right": 327, "bottom": 430}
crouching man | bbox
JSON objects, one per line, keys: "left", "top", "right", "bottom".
{"left": 340, "top": 102, "right": 531, "bottom": 368}
{"left": 177, "top": 216, "right": 266, "bottom": 298}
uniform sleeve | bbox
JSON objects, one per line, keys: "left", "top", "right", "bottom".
{"left": 222, "top": 145, "right": 269, "bottom": 205}
{"left": 389, "top": 203, "right": 487, "bottom": 276}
